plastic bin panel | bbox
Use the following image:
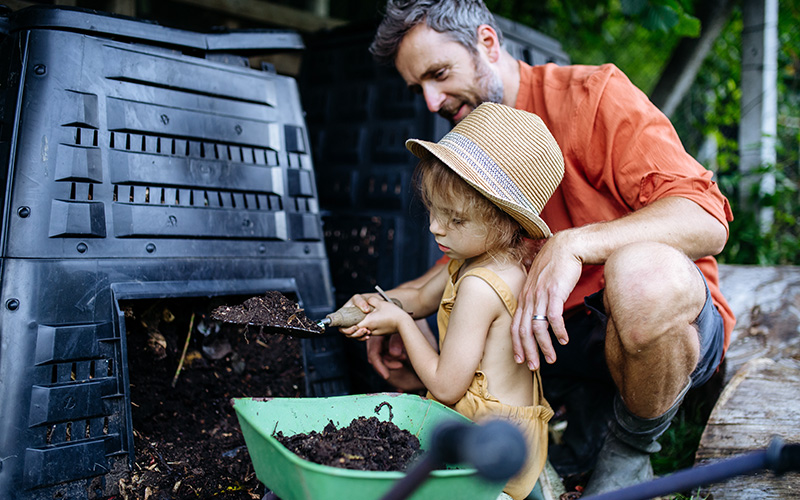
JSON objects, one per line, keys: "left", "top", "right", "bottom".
{"left": 112, "top": 203, "right": 290, "bottom": 239}
{"left": 29, "top": 379, "right": 116, "bottom": 426}
{"left": 106, "top": 97, "right": 281, "bottom": 148}
{"left": 102, "top": 44, "right": 279, "bottom": 106}
{"left": 24, "top": 439, "right": 112, "bottom": 488}
{"left": 34, "top": 323, "right": 114, "bottom": 364}
{"left": 107, "top": 149, "right": 285, "bottom": 195}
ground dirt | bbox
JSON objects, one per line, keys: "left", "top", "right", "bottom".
{"left": 120, "top": 294, "right": 414, "bottom": 500}
{"left": 123, "top": 296, "right": 304, "bottom": 500}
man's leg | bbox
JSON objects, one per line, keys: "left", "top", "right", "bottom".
{"left": 583, "top": 241, "right": 724, "bottom": 494}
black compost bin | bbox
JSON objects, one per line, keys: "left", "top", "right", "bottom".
{"left": 0, "top": 6, "right": 347, "bottom": 499}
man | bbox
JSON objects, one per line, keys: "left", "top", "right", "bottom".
{"left": 345, "top": 0, "right": 735, "bottom": 494}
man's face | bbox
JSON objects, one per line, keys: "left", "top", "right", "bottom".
{"left": 395, "top": 24, "right": 503, "bottom": 124}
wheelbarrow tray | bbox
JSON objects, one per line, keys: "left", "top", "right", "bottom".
{"left": 233, "top": 393, "right": 507, "bottom": 500}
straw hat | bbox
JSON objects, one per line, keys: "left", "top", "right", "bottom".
{"left": 406, "top": 102, "right": 564, "bottom": 239}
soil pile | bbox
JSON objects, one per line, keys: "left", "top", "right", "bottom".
{"left": 212, "top": 291, "right": 323, "bottom": 334}
{"left": 275, "top": 415, "right": 422, "bottom": 472}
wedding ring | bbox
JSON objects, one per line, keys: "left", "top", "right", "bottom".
{"left": 532, "top": 315, "right": 548, "bottom": 321}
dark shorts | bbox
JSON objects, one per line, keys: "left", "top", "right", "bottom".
{"left": 540, "top": 264, "right": 725, "bottom": 390}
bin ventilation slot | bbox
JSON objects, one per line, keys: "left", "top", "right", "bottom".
{"left": 45, "top": 417, "right": 108, "bottom": 445}
{"left": 43, "top": 359, "right": 113, "bottom": 385}
{"left": 72, "top": 127, "right": 100, "bottom": 147}
{"left": 107, "top": 131, "right": 282, "bottom": 165}
{"left": 111, "top": 185, "right": 282, "bottom": 210}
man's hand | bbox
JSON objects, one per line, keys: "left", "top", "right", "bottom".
{"left": 512, "top": 231, "right": 582, "bottom": 370}
{"left": 521, "top": 237, "right": 548, "bottom": 268}
{"left": 366, "top": 333, "right": 428, "bottom": 392}
{"left": 366, "top": 333, "right": 408, "bottom": 378}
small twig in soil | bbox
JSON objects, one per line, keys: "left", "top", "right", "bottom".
{"left": 172, "top": 312, "right": 196, "bottom": 388}
{"left": 375, "top": 401, "right": 394, "bottom": 422}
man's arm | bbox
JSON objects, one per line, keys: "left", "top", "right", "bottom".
{"left": 511, "top": 196, "right": 727, "bottom": 369}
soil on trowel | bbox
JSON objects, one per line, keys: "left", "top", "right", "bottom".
{"left": 212, "top": 290, "right": 323, "bottom": 334}
{"left": 275, "top": 413, "right": 423, "bottom": 472}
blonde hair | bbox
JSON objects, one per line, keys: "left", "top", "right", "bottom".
{"left": 414, "top": 155, "right": 525, "bottom": 263}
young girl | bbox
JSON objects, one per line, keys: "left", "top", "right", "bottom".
{"left": 342, "top": 102, "right": 564, "bottom": 499}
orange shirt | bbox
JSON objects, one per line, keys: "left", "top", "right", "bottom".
{"left": 515, "top": 62, "right": 736, "bottom": 351}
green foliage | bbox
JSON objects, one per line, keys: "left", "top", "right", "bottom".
{"left": 651, "top": 401, "right": 714, "bottom": 500}
{"left": 652, "top": 405, "right": 705, "bottom": 475}
{"left": 660, "top": 2, "right": 800, "bottom": 265}
{"left": 622, "top": 0, "right": 701, "bottom": 36}
{"left": 484, "top": 0, "right": 687, "bottom": 92}
{"left": 711, "top": 3, "right": 800, "bottom": 265}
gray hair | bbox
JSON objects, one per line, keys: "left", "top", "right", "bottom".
{"left": 369, "top": 0, "right": 504, "bottom": 65}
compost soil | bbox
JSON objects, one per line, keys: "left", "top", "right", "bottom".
{"left": 211, "top": 290, "right": 323, "bottom": 334}
{"left": 275, "top": 414, "right": 421, "bottom": 472}
{"left": 122, "top": 295, "right": 414, "bottom": 500}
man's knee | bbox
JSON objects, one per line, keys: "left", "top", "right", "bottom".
{"left": 604, "top": 242, "right": 705, "bottom": 350}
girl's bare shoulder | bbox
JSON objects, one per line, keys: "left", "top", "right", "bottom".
{"left": 480, "top": 260, "right": 526, "bottom": 294}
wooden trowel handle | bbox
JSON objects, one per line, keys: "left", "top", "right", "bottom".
{"left": 322, "top": 298, "right": 403, "bottom": 328}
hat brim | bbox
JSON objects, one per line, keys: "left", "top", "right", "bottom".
{"left": 407, "top": 138, "right": 552, "bottom": 239}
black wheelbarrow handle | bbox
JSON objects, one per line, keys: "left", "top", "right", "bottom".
{"left": 381, "top": 419, "right": 527, "bottom": 500}
{"left": 582, "top": 436, "right": 800, "bottom": 500}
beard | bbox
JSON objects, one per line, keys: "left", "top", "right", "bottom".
{"left": 476, "top": 55, "right": 504, "bottom": 104}
{"left": 439, "top": 55, "right": 504, "bottom": 124}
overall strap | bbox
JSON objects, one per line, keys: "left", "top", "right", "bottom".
{"left": 454, "top": 267, "right": 518, "bottom": 316}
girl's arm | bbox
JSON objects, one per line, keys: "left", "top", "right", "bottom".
{"left": 340, "top": 264, "right": 449, "bottom": 340}
{"left": 361, "top": 276, "right": 503, "bottom": 405}
{"left": 382, "top": 263, "right": 450, "bottom": 319}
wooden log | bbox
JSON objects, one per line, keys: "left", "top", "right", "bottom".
{"left": 169, "top": 0, "right": 347, "bottom": 32}
{"left": 717, "top": 264, "right": 800, "bottom": 384}
{"left": 695, "top": 357, "right": 800, "bottom": 499}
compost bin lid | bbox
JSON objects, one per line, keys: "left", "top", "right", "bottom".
{"left": 4, "top": 4, "right": 305, "bottom": 53}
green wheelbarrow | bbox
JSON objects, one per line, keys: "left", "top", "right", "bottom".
{"left": 233, "top": 393, "right": 530, "bottom": 500}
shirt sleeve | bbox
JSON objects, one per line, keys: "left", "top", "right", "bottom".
{"left": 572, "top": 64, "right": 733, "bottom": 231}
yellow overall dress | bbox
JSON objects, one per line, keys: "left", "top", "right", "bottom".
{"left": 428, "top": 259, "right": 554, "bottom": 500}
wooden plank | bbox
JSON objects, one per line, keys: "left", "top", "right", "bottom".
{"left": 717, "top": 264, "right": 800, "bottom": 385}
{"left": 2, "top": 0, "right": 36, "bottom": 10}
{"left": 169, "top": 0, "right": 347, "bottom": 32}
{"left": 695, "top": 358, "right": 800, "bottom": 499}
{"left": 108, "top": 0, "right": 136, "bottom": 17}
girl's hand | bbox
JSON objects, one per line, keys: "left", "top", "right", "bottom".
{"left": 339, "top": 292, "right": 379, "bottom": 340}
{"left": 358, "top": 297, "right": 409, "bottom": 336}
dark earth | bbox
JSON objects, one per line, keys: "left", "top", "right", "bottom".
{"left": 275, "top": 415, "right": 422, "bottom": 472}
{"left": 120, "top": 292, "right": 413, "bottom": 500}
{"left": 211, "top": 291, "right": 324, "bottom": 336}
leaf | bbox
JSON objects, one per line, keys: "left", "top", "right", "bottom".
{"left": 621, "top": 0, "right": 649, "bottom": 16}
{"left": 642, "top": 4, "right": 680, "bottom": 32}
{"left": 673, "top": 12, "right": 701, "bottom": 37}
